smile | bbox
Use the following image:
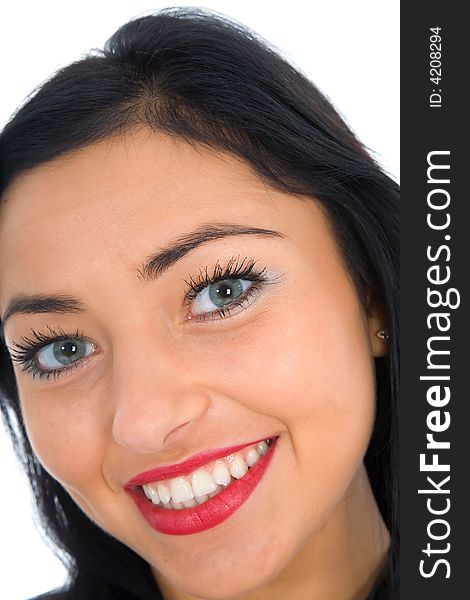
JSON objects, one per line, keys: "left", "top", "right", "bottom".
{"left": 126, "top": 437, "right": 278, "bottom": 535}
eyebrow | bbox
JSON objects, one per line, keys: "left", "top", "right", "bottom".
{"left": 1, "top": 222, "right": 285, "bottom": 325}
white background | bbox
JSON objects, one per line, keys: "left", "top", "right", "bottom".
{"left": 0, "top": 1, "right": 399, "bottom": 598}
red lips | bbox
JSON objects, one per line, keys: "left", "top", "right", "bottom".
{"left": 126, "top": 436, "right": 278, "bottom": 535}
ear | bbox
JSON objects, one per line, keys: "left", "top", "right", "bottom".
{"left": 365, "top": 292, "right": 389, "bottom": 358}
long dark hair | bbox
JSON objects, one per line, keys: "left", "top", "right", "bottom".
{"left": 0, "top": 8, "right": 399, "bottom": 599}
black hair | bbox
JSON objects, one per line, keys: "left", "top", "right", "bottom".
{"left": 0, "top": 8, "right": 399, "bottom": 600}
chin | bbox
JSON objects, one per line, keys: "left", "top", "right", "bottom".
{"left": 151, "top": 532, "right": 292, "bottom": 600}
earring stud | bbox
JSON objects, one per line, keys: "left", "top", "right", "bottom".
{"left": 376, "top": 330, "right": 389, "bottom": 341}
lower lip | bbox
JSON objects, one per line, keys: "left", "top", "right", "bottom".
{"left": 127, "top": 437, "right": 278, "bottom": 535}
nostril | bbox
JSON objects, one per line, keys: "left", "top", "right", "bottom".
{"left": 163, "top": 421, "right": 192, "bottom": 446}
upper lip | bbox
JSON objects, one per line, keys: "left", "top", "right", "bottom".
{"left": 125, "top": 436, "right": 272, "bottom": 487}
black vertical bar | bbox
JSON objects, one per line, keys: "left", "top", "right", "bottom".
{"left": 401, "top": 2, "right": 468, "bottom": 597}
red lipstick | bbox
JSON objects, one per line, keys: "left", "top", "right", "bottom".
{"left": 126, "top": 436, "right": 278, "bottom": 535}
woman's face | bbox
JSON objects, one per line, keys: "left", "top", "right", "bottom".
{"left": 0, "top": 130, "right": 387, "bottom": 599}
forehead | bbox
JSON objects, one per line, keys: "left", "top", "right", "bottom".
{"left": 1, "top": 129, "right": 272, "bottom": 230}
{"left": 0, "top": 129, "right": 332, "bottom": 312}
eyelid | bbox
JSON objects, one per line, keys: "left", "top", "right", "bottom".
{"left": 183, "top": 256, "right": 268, "bottom": 302}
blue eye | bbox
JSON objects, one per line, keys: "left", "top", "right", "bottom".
{"left": 184, "top": 257, "right": 272, "bottom": 321}
{"left": 191, "top": 278, "right": 254, "bottom": 316}
{"left": 9, "top": 327, "right": 97, "bottom": 381}
{"left": 36, "top": 338, "right": 94, "bottom": 370}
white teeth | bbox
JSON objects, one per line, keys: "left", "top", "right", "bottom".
{"left": 245, "top": 447, "right": 260, "bottom": 467}
{"left": 146, "top": 486, "right": 160, "bottom": 505}
{"left": 191, "top": 469, "right": 218, "bottom": 496}
{"left": 170, "top": 477, "right": 195, "bottom": 503}
{"left": 213, "top": 460, "right": 231, "bottom": 486}
{"left": 157, "top": 482, "right": 171, "bottom": 505}
{"left": 208, "top": 483, "right": 222, "bottom": 498}
{"left": 229, "top": 455, "right": 248, "bottom": 479}
{"left": 141, "top": 439, "right": 274, "bottom": 509}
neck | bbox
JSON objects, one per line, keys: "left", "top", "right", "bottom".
{"left": 156, "top": 464, "right": 390, "bottom": 600}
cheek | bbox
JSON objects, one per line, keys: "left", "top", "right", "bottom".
{"left": 195, "top": 290, "right": 376, "bottom": 506}
{"left": 19, "top": 385, "right": 108, "bottom": 494}
{"left": 197, "top": 290, "right": 375, "bottom": 432}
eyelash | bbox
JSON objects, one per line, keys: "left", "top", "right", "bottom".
{"left": 183, "top": 256, "right": 268, "bottom": 321}
{"left": 9, "top": 256, "right": 270, "bottom": 381}
{"left": 9, "top": 325, "right": 89, "bottom": 381}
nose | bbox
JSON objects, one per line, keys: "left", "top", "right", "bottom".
{"left": 109, "top": 333, "right": 210, "bottom": 454}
